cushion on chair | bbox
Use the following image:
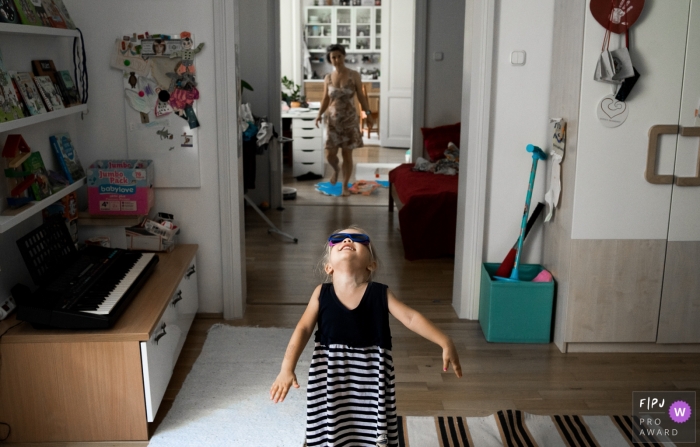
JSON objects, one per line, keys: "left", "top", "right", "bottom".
{"left": 421, "top": 122, "right": 461, "bottom": 162}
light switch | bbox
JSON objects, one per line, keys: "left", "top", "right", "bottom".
{"left": 510, "top": 50, "right": 526, "bottom": 66}
{"left": 433, "top": 52, "right": 444, "bottom": 61}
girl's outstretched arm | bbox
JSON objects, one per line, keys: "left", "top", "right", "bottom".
{"left": 387, "top": 289, "right": 462, "bottom": 378}
{"left": 270, "top": 285, "right": 321, "bottom": 403}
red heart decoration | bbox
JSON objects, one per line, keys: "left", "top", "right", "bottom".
{"left": 590, "top": 0, "right": 645, "bottom": 34}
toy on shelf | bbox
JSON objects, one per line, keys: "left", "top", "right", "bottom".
{"left": 2, "top": 134, "right": 35, "bottom": 208}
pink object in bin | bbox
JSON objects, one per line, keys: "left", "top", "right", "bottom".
{"left": 87, "top": 160, "right": 154, "bottom": 215}
{"left": 532, "top": 268, "right": 553, "bottom": 283}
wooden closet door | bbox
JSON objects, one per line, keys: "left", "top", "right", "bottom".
{"left": 566, "top": 0, "right": 690, "bottom": 343}
{"left": 657, "top": 0, "right": 700, "bottom": 343}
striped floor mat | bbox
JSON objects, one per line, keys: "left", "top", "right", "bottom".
{"left": 397, "top": 411, "right": 676, "bottom": 446}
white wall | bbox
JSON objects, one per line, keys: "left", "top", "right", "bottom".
{"left": 423, "top": 0, "right": 466, "bottom": 129}
{"left": 483, "top": 0, "right": 554, "bottom": 264}
{"left": 62, "top": 0, "right": 224, "bottom": 312}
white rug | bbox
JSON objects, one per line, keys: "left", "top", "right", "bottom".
{"left": 148, "top": 325, "right": 313, "bottom": 447}
{"left": 149, "top": 327, "right": 674, "bottom": 446}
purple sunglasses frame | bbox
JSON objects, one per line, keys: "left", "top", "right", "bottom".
{"left": 327, "top": 233, "right": 371, "bottom": 246}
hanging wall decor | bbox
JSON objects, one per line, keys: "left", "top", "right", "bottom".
{"left": 110, "top": 32, "right": 205, "bottom": 188}
{"left": 590, "top": 0, "right": 644, "bottom": 35}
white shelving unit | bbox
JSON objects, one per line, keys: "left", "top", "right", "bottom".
{"left": 0, "top": 23, "right": 87, "bottom": 234}
{"left": 0, "top": 178, "right": 85, "bottom": 234}
{"left": 0, "top": 104, "right": 88, "bottom": 134}
{"left": 305, "top": 6, "right": 381, "bottom": 53}
{"left": 0, "top": 23, "right": 80, "bottom": 38}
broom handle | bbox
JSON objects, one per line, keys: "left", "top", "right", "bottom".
{"left": 512, "top": 157, "right": 539, "bottom": 277}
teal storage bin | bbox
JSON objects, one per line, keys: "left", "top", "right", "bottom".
{"left": 479, "top": 263, "right": 555, "bottom": 343}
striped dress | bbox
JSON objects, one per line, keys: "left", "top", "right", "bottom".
{"left": 306, "top": 282, "right": 398, "bottom": 447}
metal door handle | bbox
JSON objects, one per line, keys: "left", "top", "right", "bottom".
{"left": 186, "top": 265, "right": 196, "bottom": 279}
{"left": 154, "top": 323, "right": 167, "bottom": 344}
{"left": 676, "top": 126, "right": 700, "bottom": 186}
{"left": 645, "top": 125, "right": 677, "bottom": 185}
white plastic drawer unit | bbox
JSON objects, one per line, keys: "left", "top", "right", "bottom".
{"left": 140, "top": 304, "right": 181, "bottom": 422}
{"left": 140, "top": 258, "right": 199, "bottom": 422}
{"left": 293, "top": 160, "right": 324, "bottom": 177}
{"left": 295, "top": 149, "right": 323, "bottom": 164}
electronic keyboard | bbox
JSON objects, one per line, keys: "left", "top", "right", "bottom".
{"left": 13, "top": 218, "right": 159, "bottom": 329}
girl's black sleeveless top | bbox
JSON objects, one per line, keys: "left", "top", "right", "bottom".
{"left": 314, "top": 281, "right": 392, "bottom": 350}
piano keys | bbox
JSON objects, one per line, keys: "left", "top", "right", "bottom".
{"left": 13, "top": 218, "right": 160, "bottom": 329}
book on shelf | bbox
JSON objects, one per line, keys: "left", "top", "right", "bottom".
{"left": 11, "top": 0, "right": 43, "bottom": 26}
{"left": 49, "top": 133, "right": 84, "bottom": 183}
{"left": 0, "top": 71, "right": 25, "bottom": 122}
{"left": 22, "top": 151, "right": 52, "bottom": 200}
{"left": 50, "top": 0, "right": 75, "bottom": 29}
{"left": 0, "top": 0, "right": 21, "bottom": 24}
{"left": 57, "top": 70, "right": 80, "bottom": 106}
{"left": 40, "top": 0, "right": 66, "bottom": 28}
{"left": 10, "top": 76, "right": 31, "bottom": 117}
{"left": 29, "top": 0, "right": 52, "bottom": 26}
{"left": 11, "top": 72, "right": 47, "bottom": 116}
{"left": 33, "top": 75, "right": 65, "bottom": 111}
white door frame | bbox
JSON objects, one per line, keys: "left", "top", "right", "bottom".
{"left": 216, "top": 0, "right": 496, "bottom": 320}
{"left": 452, "top": 0, "right": 494, "bottom": 319}
{"left": 214, "top": 0, "right": 246, "bottom": 319}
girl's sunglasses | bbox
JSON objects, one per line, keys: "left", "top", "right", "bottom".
{"left": 328, "top": 233, "right": 370, "bottom": 246}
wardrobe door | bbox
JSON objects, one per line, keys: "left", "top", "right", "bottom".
{"left": 566, "top": 0, "right": 690, "bottom": 343}
{"left": 657, "top": 0, "right": 700, "bottom": 343}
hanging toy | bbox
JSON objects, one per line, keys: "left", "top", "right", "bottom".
{"left": 590, "top": 0, "right": 644, "bottom": 35}
{"left": 169, "top": 31, "right": 204, "bottom": 75}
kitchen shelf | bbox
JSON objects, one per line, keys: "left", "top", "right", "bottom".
{"left": 0, "top": 105, "right": 88, "bottom": 134}
{"left": 0, "top": 23, "right": 80, "bottom": 38}
{"left": 0, "top": 177, "right": 85, "bottom": 234}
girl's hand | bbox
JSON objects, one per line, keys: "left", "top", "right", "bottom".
{"left": 270, "top": 370, "right": 299, "bottom": 403}
{"left": 442, "top": 341, "right": 462, "bottom": 378}
{"left": 314, "top": 115, "right": 322, "bottom": 128}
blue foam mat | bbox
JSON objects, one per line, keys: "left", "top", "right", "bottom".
{"left": 315, "top": 181, "right": 389, "bottom": 197}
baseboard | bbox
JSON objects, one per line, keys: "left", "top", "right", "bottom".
{"left": 566, "top": 342, "right": 700, "bottom": 353}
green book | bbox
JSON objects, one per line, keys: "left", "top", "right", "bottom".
{"left": 0, "top": 72, "right": 25, "bottom": 122}
{"left": 23, "top": 152, "right": 53, "bottom": 200}
{"left": 11, "top": 0, "right": 44, "bottom": 26}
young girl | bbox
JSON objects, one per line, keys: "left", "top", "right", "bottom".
{"left": 270, "top": 226, "right": 462, "bottom": 447}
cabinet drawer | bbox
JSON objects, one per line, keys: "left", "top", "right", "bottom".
{"left": 140, "top": 304, "right": 182, "bottom": 422}
{"left": 293, "top": 160, "right": 324, "bottom": 177}
{"left": 292, "top": 117, "right": 317, "bottom": 128}
{"left": 171, "top": 259, "right": 199, "bottom": 358}
{"left": 294, "top": 136, "right": 323, "bottom": 150}
{"left": 293, "top": 127, "right": 322, "bottom": 138}
{"left": 295, "top": 148, "right": 324, "bottom": 164}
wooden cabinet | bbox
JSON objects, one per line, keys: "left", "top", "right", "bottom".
{"left": 544, "top": 1, "right": 700, "bottom": 352}
{"left": 0, "top": 245, "right": 199, "bottom": 442}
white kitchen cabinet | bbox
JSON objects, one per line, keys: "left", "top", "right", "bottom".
{"left": 304, "top": 5, "right": 381, "bottom": 54}
{"left": 544, "top": 0, "right": 700, "bottom": 352}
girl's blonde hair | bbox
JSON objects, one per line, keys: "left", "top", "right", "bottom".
{"left": 317, "top": 225, "right": 379, "bottom": 283}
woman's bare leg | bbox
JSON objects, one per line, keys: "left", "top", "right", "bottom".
{"left": 326, "top": 147, "right": 340, "bottom": 185}
{"left": 341, "top": 148, "right": 353, "bottom": 196}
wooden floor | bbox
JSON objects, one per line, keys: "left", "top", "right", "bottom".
{"left": 11, "top": 194, "right": 700, "bottom": 445}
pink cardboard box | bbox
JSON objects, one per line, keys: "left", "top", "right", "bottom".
{"left": 87, "top": 160, "right": 154, "bottom": 215}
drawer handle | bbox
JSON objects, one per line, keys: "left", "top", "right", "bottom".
{"left": 154, "top": 323, "right": 167, "bottom": 345}
{"left": 302, "top": 162, "right": 314, "bottom": 165}
{"left": 301, "top": 150, "right": 314, "bottom": 152}
{"left": 171, "top": 290, "right": 183, "bottom": 306}
{"left": 301, "top": 118, "right": 314, "bottom": 121}
{"left": 301, "top": 137, "right": 315, "bottom": 139}
{"left": 676, "top": 126, "right": 700, "bottom": 186}
{"left": 186, "top": 265, "right": 196, "bottom": 279}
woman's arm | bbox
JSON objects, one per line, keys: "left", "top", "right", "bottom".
{"left": 353, "top": 71, "right": 373, "bottom": 126}
{"left": 387, "top": 289, "right": 462, "bottom": 377}
{"left": 315, "top": 78, "right": 330, "bottom": 128}
{"left": 270, "top": 285, "right": 322, "bottom": 403}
